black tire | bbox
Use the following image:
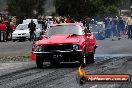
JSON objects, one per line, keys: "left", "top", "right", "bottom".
{"left": 19, "top": 39, "right": 22, "bottom": 42}
{"left": 80, "top": 53, "right": 86, "bottom": 67}
{"left": 36, "top": 56, "right": 44, "bottom": 68}
{"left": 22, "top": 38, "right": 26, "bottom": 41}
{"left": 88, "top": 53, "right": 95, "bottom": 63}
{"left": 13, "top": 39, "right": 16, "bottom": 42}
{"left": 86, "top": 49, "right": 95, "bottom": 64}
{"left": 19, "top": 39, "right": 25, "bottom": 42}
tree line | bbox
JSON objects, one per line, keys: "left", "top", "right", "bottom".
{"left": 7, "top": 0, "right": 123, "bottom": 20}
{"left": 55, "top": 0, "right": 123, "bottom": 20}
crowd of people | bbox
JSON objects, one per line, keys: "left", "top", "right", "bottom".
{"left": 104, "top": 16, "right": 125, "bottom": 40}
{"left": 1, "top": 15, "right": 132, "bottom": 42}
{"left": 38, "top": 16, "right": 75, "bottom": 31}
{"left": 103, "top": 16, "right": 132, "bottom": 40}
{"left": 0, "top": 17, "right": 16, "bottom": 42}
{"left": 81, "top": 15, "right": 132, "bottom": 40}
{"left": 0, "top": 16, "right": 76, "bottom": 42}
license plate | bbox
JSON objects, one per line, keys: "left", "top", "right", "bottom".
{"left": 53, "top": 54, "right": 63, "bottom": 58}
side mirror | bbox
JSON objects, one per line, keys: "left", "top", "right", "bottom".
{"left": 39, "top": 35, "right": 45, "bottom": 40}
{"left": 86, "top": 33, "right": 92, "bottom": 37}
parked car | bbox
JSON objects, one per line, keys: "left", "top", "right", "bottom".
{"left": 32, "top": 23, "right": 97, "bottom": 68}
{"left": 12, "top": 23, "right": 42, "bottom": 42}
{"left": 22, "top": 19, "right": 38, "bottom": 24}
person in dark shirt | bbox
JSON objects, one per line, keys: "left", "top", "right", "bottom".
{"left": 117, "top": 17, "right": 125, "bottom": 39}
{"left": 28, "top": 20, "right": 36, "bottom": 40}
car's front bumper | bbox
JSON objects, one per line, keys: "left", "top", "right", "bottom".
{"left": 12, "top": 35, "right": 30, "bottom": 39}
{"left": 34, "top": 50, "right": 84, "bottom": 62}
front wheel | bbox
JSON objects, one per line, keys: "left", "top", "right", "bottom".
{"left": 86, "top": 50, "right": 95, "bottom": 64}
{"left": 80, "top": 53, "right": 86, "bottom": 67}
{"left": 36, "top": 56, "right": 44, "bottom": 68}
{"left": 88, "top": 53, "right": 95, "bottom": 63}
{"left": 13, "top": 39, "right": 16, "bottom": 42}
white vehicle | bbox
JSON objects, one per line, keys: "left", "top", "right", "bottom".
{"left": 23, "top": 19, "right": 38, "bottom": 24}
{"left": 12, "top": 24, "right": 41, "bottom": 42}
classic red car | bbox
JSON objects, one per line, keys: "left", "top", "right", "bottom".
{"left": 32, "top": 23, "right": 97, "bottom": 68}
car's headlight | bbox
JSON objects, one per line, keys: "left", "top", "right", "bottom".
{"left": 73, "top": 44, "right": 79, "bottom": 51}
{"left": 35, "top": 46, "right": 42, "bottom": 52}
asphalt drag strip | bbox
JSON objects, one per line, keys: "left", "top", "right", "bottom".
{"left": 0, "top": 56, "right": 131, "bottom": 88}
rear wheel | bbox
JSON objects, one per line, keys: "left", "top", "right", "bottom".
{"left": 36, "top": 56, "right": 44, "bottom": 68}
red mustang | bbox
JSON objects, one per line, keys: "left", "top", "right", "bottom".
{"left": 32, "top": 23, "right": 97, "bottom": 68}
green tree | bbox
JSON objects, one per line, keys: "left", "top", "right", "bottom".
{"left": 55, "top": 0, "right": 123, "bottom": 20}
{"left": 55, "top": 0, "right": 97, "bottom": 20}
{"left": 7, "top": 0, "right": 45, "bottom": 19}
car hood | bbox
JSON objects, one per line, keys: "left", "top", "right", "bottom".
{"left": 13, "top": 29, "right": 29, "bottom": 34}
{"left": 35, "top": 34, "right": 84, "bottom": 46}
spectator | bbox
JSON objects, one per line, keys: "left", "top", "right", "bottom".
{"left": 0, "top": 21, "right": 7, "bottom": 42}
{"left": 111, "top": 17, "right": 118, "bottom": 40}
{"left": 117, "top": 17, "right": 125, "bottom": 39}
{"left": 10, "top": 21, "right": 15, "bottom": 31}
{"left": 65, "top": 17, "right": 75, "bottom": 23}
{"left": 45, "top": 18, "right": 53, "bottom": 29}
{"left": 5, "top": 19, "right": 12, "bottom": 41}
{"left": 0, "top": 20, "right": 2, "bottom": 41}
{"left": 104, "top": 17, "right": 109, "bottom": 38}
{"left": 42, "top": 19, "right": 47, "bottom": 32}
{"left": 28, "top": 20, "right": 36, "bottom": 41}
{"left": 105, "top": 18, "right": 111, "bottom": 38}
{"left": 127, "top": 15, "right": 132, "bottom": 39}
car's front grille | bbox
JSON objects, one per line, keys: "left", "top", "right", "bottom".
{"left": 43, "top": 44, "right": 72, "bottom": 52}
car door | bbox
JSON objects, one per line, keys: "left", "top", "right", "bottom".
{"left": 82, "top": 26, "right": 95, "bottom": 53}
{"left": 90, "top": 34, "right": 96, "bottom": 52}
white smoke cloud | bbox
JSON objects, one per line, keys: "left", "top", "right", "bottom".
{"left": 44, "top": 0, "right": 56, "bottom": 15}
{"left": 0, "top": 0, "right": 7, "bottom": 11}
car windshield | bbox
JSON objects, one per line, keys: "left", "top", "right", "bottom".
{"left": 16, "top": 24, "right": 28, "bottom": 30}
{"left": 45, "top": 25, "right": 84, "bottom": 37}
